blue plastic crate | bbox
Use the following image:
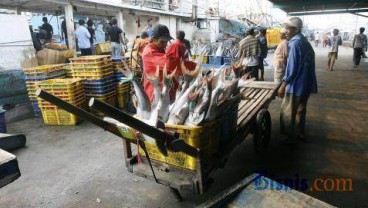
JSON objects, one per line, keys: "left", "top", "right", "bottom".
{"left": 114, "top": 72, "right": 124, "bottom": 81}
{"left": 82, "top": 76, "right": 116, "bottom": 87}
{"left": 84, "top": 82, "right": 117, "bottom": 91}
{"left": 223, "top": 57, "right": 231, "bottom": 65}
{"left": 30, "top": 99, "right": 42, "bottom": 117}
{"left": 84, "top": 83, "right": 116, "bottom": 94}
{"left": 209, "top": 56, "right": 223, "bottom": 65}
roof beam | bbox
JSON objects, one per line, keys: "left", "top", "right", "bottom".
{"left": 288, "top": 9, "right": 368, "bottom": 16}
{"left": 272, "top": 0, "right": 364, "bottom": 9}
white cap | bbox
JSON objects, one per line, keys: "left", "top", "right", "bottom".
{"left": 282, "top": 17, "right": 303, "bottom": 30}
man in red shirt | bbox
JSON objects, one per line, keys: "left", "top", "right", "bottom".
{"left": 142, "top": 25, "right": 196, "bottom": 102}
{"left": 166, "top": 31, "right": 188, "bottom": 60}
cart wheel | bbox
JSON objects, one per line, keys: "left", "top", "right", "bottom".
{"left": 253, "top": 109, "right": 271, "bottom": 155}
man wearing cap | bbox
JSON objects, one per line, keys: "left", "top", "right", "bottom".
{"left": 166, "top": 31, "right": 189, "bottom": 60}
{"left": 40, "top": 17, "right": 53, "bottom": 44}
{"left": 142, "top": 24, "right": 196, "bottom": 102}
{"left": 236, "top": 28, "right": 261, "bottom": 79}
{"left": 278, "top": 17, "right": 318, "bottom": 143}
{"left": 273, "top": 28, "right": 288, "bottom": 82}
{"left": 75, "top": 19, "right": 92, "bottom": 56}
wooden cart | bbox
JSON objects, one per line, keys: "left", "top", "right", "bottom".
{"left": 36, "top": 81, "right": 280, "bottom": 200}
{"left": 121, "top": 81, "right": 280, "bottom": 199}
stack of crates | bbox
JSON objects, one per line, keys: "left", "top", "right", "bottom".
{"left": 112, "top": 59, "right": 124, "bottom": 81}
{"left": 36, "top": 79, "right": 85, "bottom": 125}
{"left": 23, "top": 65, "right": 66, "bottom": 116}
{"left": 62, "top": 64, "right": 73, "bottom": 78}
{"left": 117, "top": 79, "right": 131, "bottom": 109}
{"left": 69, "top": 55, "right": 117, "bottom": 116}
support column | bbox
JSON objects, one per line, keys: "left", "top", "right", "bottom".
{"left": 65, "top": 3, "right": 76, "bottom": 53}
{"left": 116, "top": 10, "right": 124, "bottom": 30}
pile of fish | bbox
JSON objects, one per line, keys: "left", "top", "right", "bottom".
{"left": 120, "top": 56, "right": 255, "bottom": 128}
{"left": 190, "top": 42, "right": 241, "bottom": 60}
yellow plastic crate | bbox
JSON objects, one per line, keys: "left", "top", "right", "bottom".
{"left": 36, "top": 78, "right": 82, "bottom": 89}
{"left": 23, "top": 64, "right": 64, "bottom": 74}
{"left": 70, "top": 55, "right": 111, "bottom": 63}
{"left": 71, "top": 70, "right": 114, "bottom": 79}
{"left": 138, "top": 121, "right": 221, "bottom": 171}
{"left": 41, "top": 108, "right": 80, "bottom": 125}
{"left": 117, "top": 88, "right": 130, "bottom": 109}
{"left": 37, "top": 94, "right": 85, "bottom": 108}
{"left": 71, "top": 65, "right": 113, "bottom": 72}
{"left": 71, "top": 59, "right": 111, "bottom": 67}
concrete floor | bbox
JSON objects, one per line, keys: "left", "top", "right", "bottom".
{"left": 0, "top": 45, "right": 367, "bottom": 208}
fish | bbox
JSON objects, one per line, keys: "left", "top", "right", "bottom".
{"left": 237, "top": 72, "right": 256, "bottom": 89}
{"left": 167, "top": 73, "right": 202, "bottom": 125}
{"left": 147, "top": 65, "right": 161, "bottom": 126}
{"left": 158, "top": 66, "right": 176, "bottom": 123}
{"left": 121, "top": 61, "right": 151, "bottom": 120}
{"left": 205, "top": 69, "right": 226, "bottom": 121}
{"left": 185, "top": 77, "right": 212, "bottom": 126}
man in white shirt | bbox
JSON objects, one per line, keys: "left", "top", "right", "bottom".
{"left": 75, "top": 19, "right": 91, "bottom": 56}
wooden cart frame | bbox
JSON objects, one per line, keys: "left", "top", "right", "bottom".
{"left": 121, "top": 81, "right": 280, "bottom": 199}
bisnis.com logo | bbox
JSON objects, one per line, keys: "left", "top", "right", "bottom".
{"left": 253, "top": 171, "right": 353, "bottom": 192}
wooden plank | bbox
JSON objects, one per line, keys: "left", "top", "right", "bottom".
{"left": 244, "top": 81, "right": 280, "bottom": 90}
{"left": 0, "top": 149, "right": 20, "bottom": 188}
{"left": 238, "top": 89, "right": 260, "bottom": 112}
{"left": 198, "top": 174, "right": 335, "bottom": 208}
{"left": 238, "top": 89, "right": 264, "bottom": 116}
{"left": 239, "top": 90, "right": 274, "bottom": 127}
{"left": 237, "top": 90, "right": 270, "bottom": 126}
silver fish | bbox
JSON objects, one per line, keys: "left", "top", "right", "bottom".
{"left": 121, "top": 61, "right": 151, "bottom": 120}
{"left": 147, "top": 65, "right": 161, "bottom": 126}
{"left": 185, "top": 77, "right": 212, "bottom": 126}
{"left": 158, "top": 67, "right": 176, "bottom": 123}
{"left": 205, "top": 68, "right": 226, "bottom": 121}
{"left": 167, "top": 73, "right": 202, "bottom": 125}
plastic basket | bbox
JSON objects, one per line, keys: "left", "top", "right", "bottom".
{"left": 36, "top": 78, "right": 83, "bottom": 89}
{"left": 85, "top": 88, "right": 116, "bottom": 97}
{"left": 41, "top": 108, "right": 80, "bottom": 125}
{"left": 71, "top": 59, "right": 111, "bottom": 67}
{"left": 71, "top": 63, "right": 112, "bottom": 71}
{"left": 139, "top": 120, "right": 221, "bottom": 171}
{"left": 84, "top": 83, "right": 116, "bottom": 95}
{"left": 69, "top": 55, "right": 111, "bottom": 63}
{"left": 30, "top": 99, "right": 41, "bottom": 116}
{"left": 71, "top": 70, "right": 114, "bottom": 79}
{"left": 209, "top": 56, "right": 223, "bottom": 65}
{"left": 223, "top": 57, "right": 231, "bottom": 65}
{"left": 82, "top": 76, "right": 116, "bottom": 87}
{"left": 25, "top": 69, "right": 66, "bottom": 80}
{"left": 23, "top": 64, "right": 64, "bottom": 74}
{"left": 117, "top": 86, "right": 130, "bottom": 109}
{"left": 37, "top": 93, "right": 85, "bottom": 108}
